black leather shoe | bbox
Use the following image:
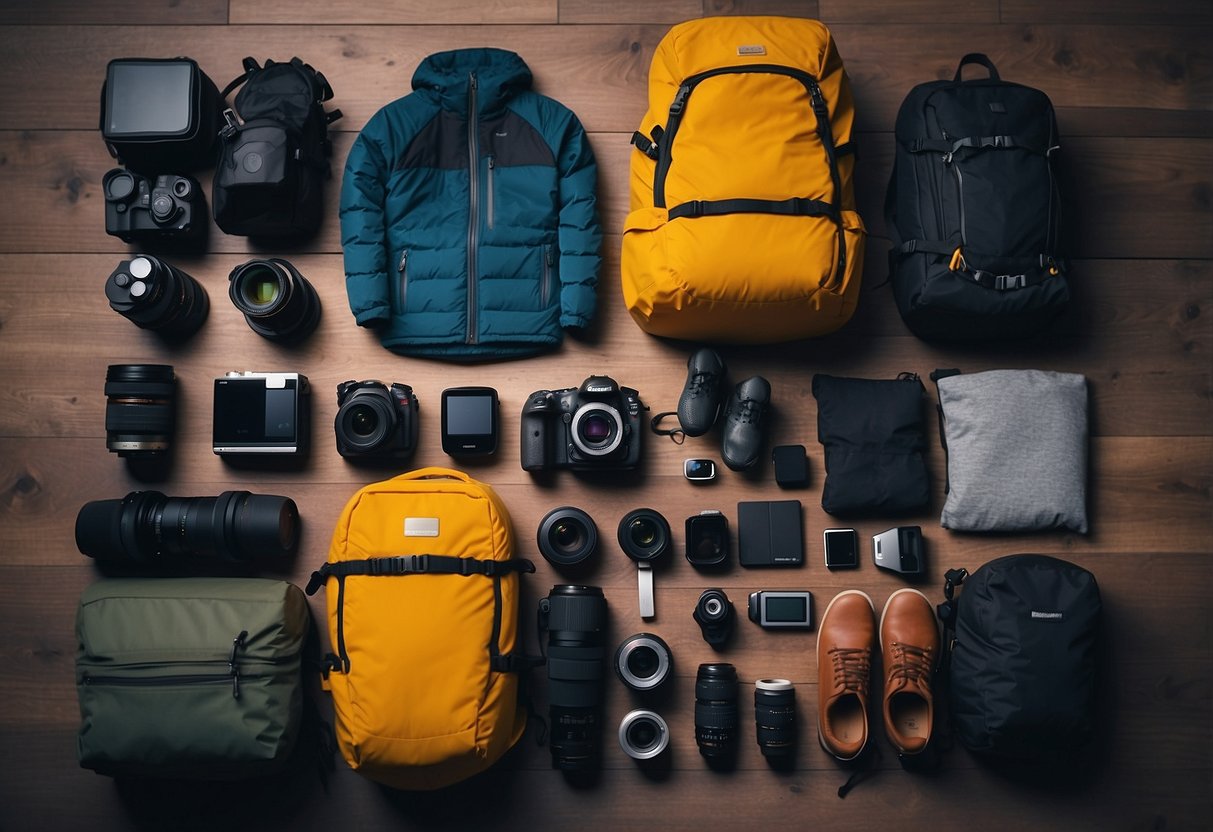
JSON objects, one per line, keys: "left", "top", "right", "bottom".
{"left": 678, "top": 348, "right": 727, "bottom": 437}
{"left": 721, "top": 376, "right": 771, "bottom": 471}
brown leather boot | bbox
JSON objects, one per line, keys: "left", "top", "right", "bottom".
{"left": 879, "top": 588, "right": 940, "bottom": 756}
{"left": 816, "top": 590, "right": 876, "bottom": 761}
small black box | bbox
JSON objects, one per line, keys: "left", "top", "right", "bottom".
{"left": 772, "top": 444, "right": 809, "bottom": 488}
{"left": 101, "top": 58, "right": 225, "bottom": 173}
{"left": 738, "top": 500, "right": 803, "bottom": 567}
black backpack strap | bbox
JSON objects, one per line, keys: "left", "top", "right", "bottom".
{"left": 953, "top": 53, "right": 1000, "bottom": 82}
{"left": 668, "top": 196, "right": 837, "bottom": 222}
{"left": 221, "top": 57, "right": 261, "bottom": 99}
{"left": 305, "top": 555, "right": 535, "bottom": 594}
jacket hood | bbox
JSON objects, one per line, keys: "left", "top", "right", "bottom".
{"left": 412, "top": 48, "right": 533, "bottom": 115}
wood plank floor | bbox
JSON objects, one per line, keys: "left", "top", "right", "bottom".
{"left": 0, "top": 2, "right": 1209, "bottom": 829}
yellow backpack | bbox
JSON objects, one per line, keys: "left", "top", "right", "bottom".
{"left": 306, "top": 468, "right": 535, "bottom": 790}
{"left": 622, "top": 16, "right": 865, "bottom": 343}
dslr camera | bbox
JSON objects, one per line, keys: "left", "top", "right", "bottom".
{"left": 521, "top": 375, "right": 644, "bottom": 472}
{"left": 103, "top": 168, "right": 205, "bottom": 244}
{"left": 334, "top": 380, "right": 419, "bottom": 460}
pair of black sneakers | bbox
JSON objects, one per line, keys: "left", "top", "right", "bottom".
{"left": 677, "top": 348, "right": 770, "bottom": 471}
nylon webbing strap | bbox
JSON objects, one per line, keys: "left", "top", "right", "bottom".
{"left": 909, "top": 135, "right": 1053, "bottom": 156}
{"left": 306, "top": 555, "right": 535, "bottom": 594}
{"left": 668, "top": 196, "right": 837, "bottom": 221}
{"left": 895, "top": 238, "right": 961, "bottom": 257}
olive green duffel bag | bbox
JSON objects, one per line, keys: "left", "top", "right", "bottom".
{"left": 76, "top": 578, "right": 310, "bottom": 779}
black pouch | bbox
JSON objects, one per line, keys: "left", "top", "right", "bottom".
{"left": 812, "top": 373, "right": 929, "bottom": 515}
{"left": 100, "top": 58, "right": 224, "bottom": 173}
{"left": 213, "top": 57, "right": 341, "bottom": 238}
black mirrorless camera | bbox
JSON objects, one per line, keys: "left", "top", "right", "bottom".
{"left": 103, "top": 168, "right": 205, "bottom": 244}
{"left": 521, "top": 376, "right": 644, "bottom": 472}
{"left": 334, "top": 380, "right": 419, "bottom": 460}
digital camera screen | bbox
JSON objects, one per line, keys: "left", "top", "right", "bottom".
{"left": 108, "top": 63, "right": 193, "bottom": 136}
{"left": 765, "top": 596, "right": 807, "bottom": 622}
{"left": 213, "top": 379, "right": 297, "bottom": 444}
{"left": 446, "top": 394, "right": 493, "bottom": 436}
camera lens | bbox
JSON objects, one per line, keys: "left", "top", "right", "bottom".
{"left": 614, "top": 633, "right": 672, "bottom": 692}
{"left": 618, "top": 710, "right": 670, "bottom": 761}
{"left": 104, "top": 364, "right": 175, "bottom": 459}
{"left": 103, "top": 170, "right": 136, "bottom": 201}
{"left": 74, "top": 490, "right": 299, "bottom": 563}
{"left": 695, "top": 662, "right": 739, "bottom": 762}
{"left": 105, "top": 255, "right": 209, "bottom": 340}
{"left": 754, "top": 679, "right": 797, "bottom": 759}
{"left": 151, "top": 192, "right": 177, "bottom": 222}
{"left": 538, "top": 507, "right": 597, "bottom": 567}
{"left": 543, "top": 585, "right": 607, "bottom": 771}
{"left": 570, "top": 402, "right": 624, "bottom": 457}
{"left": 349, "top": 404, "right": 379, "bottom": 437}
{"left": 617, "top": 509, "right": 670, "bottom": 562}
{"left": 228, "top": 258, "right": 321, "bottom": 344}
{"left": 335, "top": 394, "right": 395, "bottom": 454}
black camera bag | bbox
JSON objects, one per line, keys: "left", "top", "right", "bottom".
{"left": 812, "top": 373, "right": 929, "bottom": 516}
{"left": 938, "top": 555, "right": 1101, "bottom": 763}
{"left": 885, "top": 54, "right": 1070, "bottom": 340}
{"left": 100, "top": 58, "right": 225, "bottom": 173}
{"left": 213, "top": 57, "right": 342, "bottom": 237}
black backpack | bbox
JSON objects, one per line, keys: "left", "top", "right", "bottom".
{"left": 213, "top": 57, "right": 341, "bottom": 238}
{"left": 885, "top": 54, "right": 1069, "bottom": 341}
{"left": 938, "top": 555, "right": 1101, "bottom": 763}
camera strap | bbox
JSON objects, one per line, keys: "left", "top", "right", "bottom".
{"left": 649, "top": 411, "right": 685, "bottom": 444}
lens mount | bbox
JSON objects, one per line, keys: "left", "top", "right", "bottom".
{"left": 618, "top": 710, "right": 670, "bottom": 761}
{"left": 538, "top": 507, "right": 598, "bottom": 567}
{"left": 570, "top": 401, "right": 624, "bottom": 457}
{"left": 617, "top": 508, "right": 670, "bottom": 563}
{"left": 614, "top": 633, "right": 673, "bottom": 692}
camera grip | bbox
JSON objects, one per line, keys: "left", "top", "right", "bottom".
{"left": 520, "top": 402, "right": 551, "bottom": 472}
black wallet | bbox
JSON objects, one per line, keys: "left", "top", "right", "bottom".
{"left": 738, "top": 500, "right": 804, "bottom": 567}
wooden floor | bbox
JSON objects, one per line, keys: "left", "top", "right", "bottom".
{"left": 0, "top": 1, "right": 1210, "bottom": 829}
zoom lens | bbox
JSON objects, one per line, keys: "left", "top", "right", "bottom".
{"left": 542, "top": 585, "right": 608, "bottom": 771}
{"left": 538, "top": 507, "right": 598, "bottom": 567}
{"left": 695, "top": 662, "right": 739, "bottom": 763}
{"left": 618, "top": 710, "right": 670, "bottom": 761}
{"left": 614, "top": 633, "right": 672, "bottom": 692}
{"left": 104, "top": 364, "right": 175, "bottom": 458}
{"left": 755, "top": 679, "right": 797, "bottom": 760}
{"left": 617, "top": 509, "right": 670, "bottom": 563}
{"left": 74, "top": 490, "right": 299, "bottom": 563}
{"left": 228, "top": 258, "right": 321, "bottom": 344}
{"left": 105, "top": 255, "right": 209, "bottom": 340}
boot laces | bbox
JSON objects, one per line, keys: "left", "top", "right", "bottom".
{"left": 888, "top": 643, "right": 933, "bottom": 687}
{"left": 829, "top": 647, "right": 870, "bottom": 693}
{"left": 688, "top": 371, "right": 716, "bottom": 395}
{"left": 734, "top": 396, "right": 762, "bottom": 424}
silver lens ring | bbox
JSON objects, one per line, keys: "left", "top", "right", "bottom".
{"left": 570, "top": 401, "right": 624, "bottom": 457}
{"left": 615, "top": 633, "right": 672, "bottom": 691}
{"left": 619, "top": 709, "right": 670, "bottom": 761}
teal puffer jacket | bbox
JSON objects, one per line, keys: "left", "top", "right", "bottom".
{"left": 340, "top": 48, "right": 601, "bottom": 359}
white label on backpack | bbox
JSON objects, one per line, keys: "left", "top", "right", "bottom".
{"left": 404, "top": 517, "right": 439, "bottom": 537}
{"left": 737, "top": 44, "right": 766, "bottom": 56}
{"left": 1031, "top": 610, "right": 1064, "bottom": 620}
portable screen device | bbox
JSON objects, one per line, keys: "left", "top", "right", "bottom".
{"left": 212, "top": 372, "right": 309, "bottom": 455}
{"left": 823, "top": 528, "right": 859, "bottom": 570}
{"left": 684, "top": 458, "right": 717, "bottom": 482}
{"left": 441, "top": 387, "right": 499, "bottom": 456}
{"left": 747, "top": 591, "right": 814, "bottom": 629}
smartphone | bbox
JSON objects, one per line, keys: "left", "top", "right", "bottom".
{"left": 823, "top": 528, "right": 859, "bottom": 570}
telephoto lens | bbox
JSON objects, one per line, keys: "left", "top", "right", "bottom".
{"left": 537, "top": 507, "right": 598, "bottom": 568}
{"left": 75, "top": 490, "right": 299, "bottom": 563}
{"left": 614, "top": 633, "right": 673, "bottom": 692}
{"left": 104, "top": 364, "right": 175, "bottom": 459}
{"left": 754, "top": 679, "right": 797, "bottom": 761}
{"left": 540, "top": 585, "right": 608, "bottom": 771}
{"left": 618, "top": 709, "right": 670, "bottom": 761}
{"left": 695, "top": 662, "right": 740, "bottom": 765}
{"left": 105, "top": 254, "right": 209, "bottom": 340}
{"left": 228, "top": 258, "right": 322, "bottom": 344}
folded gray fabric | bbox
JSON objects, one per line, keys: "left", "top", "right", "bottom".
{"left": 937, "top": 369, "right": 1088, "bottom": 534}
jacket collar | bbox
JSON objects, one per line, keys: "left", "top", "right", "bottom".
{"left": 412, "top": 48, "right": 532, "bottom": 116}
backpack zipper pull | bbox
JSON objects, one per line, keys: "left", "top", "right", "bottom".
{"left": 229, "top": 630, "right": 248, "bottom": 700}
{"left": 220, "top": 108, "right": 239, "bottom": 139}
{"left": 398, "top": 250, "right": 408, "bottom": 273}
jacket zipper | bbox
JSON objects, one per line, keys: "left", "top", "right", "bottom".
{"left": 81, "top": 631, "right": 251, "bottom": 699}
{"left": 397, "top": 249, "right": 409, "bottom": 312}
{"left": 652, "top": 64, "right": 846, "bottom": 285}
{"left": 541, "top": 244, "right": 553, "bottom": 307}
{"left": 466, "top": 72, "right": 479, "bottom": 345}
{"left": 487, "top": 155, "right": 495, "bottom": 230}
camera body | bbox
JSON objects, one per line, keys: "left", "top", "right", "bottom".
{"left": 212, "top": 372, "right": 309, "bottom": 456}
{"left": 520, "top": 376, "right": 644, "bottom": 472}
{"left": 104, "top": 169, "right": 204, "bottom": 243}
{"left": 334, "top": 380, "right": 418, "bottom": 460}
